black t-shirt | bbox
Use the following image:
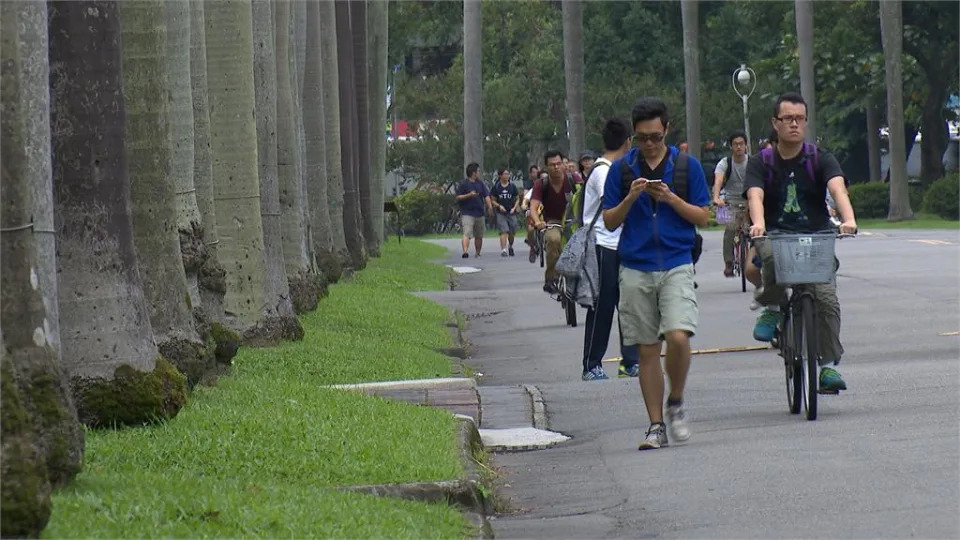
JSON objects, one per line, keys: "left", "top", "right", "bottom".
{"left": 744, "top": 148, "right": 844, "bottom": 232}
{"left": 492, "top": 182, "right": 518, "bottom": 213}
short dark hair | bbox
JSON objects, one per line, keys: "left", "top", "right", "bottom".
{"left": 465, "top": 162, "right": 480, "bottom": 177}
{"left": 497, "top": 168, "right": 509, "bottom": 176}
{"left": 601, "top": 118, "right": 631, "bottom": 151}
{"left": 543, "top": 150, "right": 562, "bottom": 165}
{"left": 768, "top": 129, "right": 779, "bottom": 143}
{"left": 631, "top": 97, "right": 669, "bottom": 129}
{"left": 529, "top": 165, "right": 538, "bottom": 172}
{"left": 774, "top": 92, "right": 807, "bottom": 117}
{"left": 728, "top": 130, "right": 747, "bottom": 146}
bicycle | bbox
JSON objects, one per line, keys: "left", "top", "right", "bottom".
{"left": 754, "top": 229, "right": 855, "bottom": 421}
{"left": 730, "top": 203, "right": 750, "bottom": 293}
{"left": 536, "top": 222, "right": 577, "bottom": 327}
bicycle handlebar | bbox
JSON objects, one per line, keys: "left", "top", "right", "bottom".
{"left": 751, "top": 230, "right": 857, "bottom": 240}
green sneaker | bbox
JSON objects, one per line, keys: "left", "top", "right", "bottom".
{"left": 819, "top": 366, "right": 847, "bottom": 392}
{"left": 618, "top": 364, "right": 640, "bottom": 378}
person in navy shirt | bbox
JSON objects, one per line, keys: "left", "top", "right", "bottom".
{"left": 602, "top": 97, "right": 711, "bottom": 451}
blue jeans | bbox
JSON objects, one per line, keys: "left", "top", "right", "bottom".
{"left": 582, "top": 245, "right": 639, "bottom": 372}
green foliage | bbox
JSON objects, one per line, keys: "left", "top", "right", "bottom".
{"left": 70, "top": 357, "right": 188, "bottom": 428}
{"left": 922, "top": 173, "right": 960, "bottom": 220}
{"left": 848, "top": 182, "right": 890, "bottom": 218}
{"left": 46, "top": 240, "right": 468, "bottom": 538}
{"left": 393, "top": 189, "right": 457, "bottom": 235}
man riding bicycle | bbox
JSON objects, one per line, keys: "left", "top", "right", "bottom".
{"left": 529, "top": 151, "right": 578, "bottom": 293}
{"left": 713, "top": 131, "right": 750, "bottom": 278}
{"left": 745, "top": 92, "right": 858, "bottom": 393}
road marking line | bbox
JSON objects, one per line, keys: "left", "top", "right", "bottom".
{"left": 940, "top": 331, "right": 960, "bottom": 336}
{"left": 910, "top": 239, "right": 952, "bottom": 246}
{"left": 602, "top": 344, "right": 772, "bottom": 363}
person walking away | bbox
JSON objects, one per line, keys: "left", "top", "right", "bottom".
{"left": 455, "top": 162, "right": 493, "bottom": 258}
{"left": 530, "top": 151, "right": 575, "bottom": 293}
{"left": 602, "top": 98, "right": 711, "bottom": 450}
{"left": 714, "top": 131, "right": 751, "bottom": 277}
{"left": 580, "top": 119, "right": 640, "bottom": 381}
{"left": 746, "top": 92, "right": 858, "bottom": 393}
{"left": 492, "top": 169, "right": 520, "bottom": 256}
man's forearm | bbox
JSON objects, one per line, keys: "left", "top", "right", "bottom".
{"left": 828, "top": 181, "right": 855, "bottom": 223}
{"left": 747, "top": 191, "right": 765, "bottom": 229}
{"left": 667, "top": 197, "right": 710, "bottom": 227}
{"left": 602, "top": 198, "right": 633, "bottom": 231}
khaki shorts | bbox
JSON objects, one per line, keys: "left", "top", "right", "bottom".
{"left": 461, "top": 215, "right": 485, "bottom": 239}
{"left": 618, "top": 264, "right": 698, "bottom": 345}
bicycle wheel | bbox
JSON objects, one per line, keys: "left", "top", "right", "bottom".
{"left": 739, "top": 233, "right": 748, "bottom": 293}
{"left": 538, "top": 231, "right": 545, "bottom": 268}
{"left": 783, "top": 309, "right": 802, "bottom": 415}
{"left": 800, "top": 295, "right": 819, "bottom": 421}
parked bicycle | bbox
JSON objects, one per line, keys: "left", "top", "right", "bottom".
{"left": 537, "top": 222, "right": 577, "bottom": 328}
{"left": 754, "top": 229, "right": 855, "bottom": 421}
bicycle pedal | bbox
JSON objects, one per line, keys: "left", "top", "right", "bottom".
{"left": 817, "top": 389, "right": 840, "bottom": 395}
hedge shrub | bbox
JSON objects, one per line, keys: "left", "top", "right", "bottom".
{"left": 922, "top": 173, "right": 960, "bottom": 220}
{"left": 393, "top": 189, "right": 457, "bottom": 235}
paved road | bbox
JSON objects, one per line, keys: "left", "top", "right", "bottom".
{"left": 423, "top": 228, "right": 959, "bottom": 539}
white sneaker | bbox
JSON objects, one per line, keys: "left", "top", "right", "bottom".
{"left": 666, "top": 403, "right": 691, "bottom": 443}
{"left": 638, "top": 423, "right": 668, "bottom": 450}
{"left": 749, "top": 299, "right": 761, "bottom": 311}
{"left": 501, "top": 249, "right": 508, "bottom": 257}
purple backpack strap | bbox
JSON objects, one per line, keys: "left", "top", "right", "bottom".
{"left": 760, "top": 146, "right": 775, "bottom": 190}
{"left": 802, "top": 142, "right": 819, "bottom": 183}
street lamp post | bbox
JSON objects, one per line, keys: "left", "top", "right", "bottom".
{"left": 732, "top": 63, "right": 757, "bottom": 153}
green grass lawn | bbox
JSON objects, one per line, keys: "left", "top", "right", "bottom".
{"left": 46, "top": 240, "right": 470, "bottom": 538}
{"left": 856, "top": 213, "right": 959, "bottom": 230}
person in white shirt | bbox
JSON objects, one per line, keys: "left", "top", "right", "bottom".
{"left": 580, "top": 119, "right": 640, "bottom": 381}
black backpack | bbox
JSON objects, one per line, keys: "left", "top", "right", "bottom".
{"left": 619, "top": 151, "right": 703, "bottom": 264}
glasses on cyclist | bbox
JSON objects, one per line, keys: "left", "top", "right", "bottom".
{"left": 635, "top": 132, "right": 665, "bottom": 144}
{"left": 775, "top": 115, "right": 807, "bottom": 125}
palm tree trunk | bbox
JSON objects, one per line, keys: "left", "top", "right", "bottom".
{"left": 189, "top": 0, "right": 229, "bottom": 326}
{"left": 562, "top": 0, "right": 585, "bottom": 160}
{"left": 866, "top": 97, "right": 882, "bottom": 182}
{"left": 463, "top": 0, "right": 484, "bottom": 171}
{"left": 336, "top": 0, "right": 367, "bottom": 269}
{"left": 163, "top": 0, "right": 206, "bottom": 308}
{"left": 367, "top": 0, "right": 389, "bottom": 253}
{"left": 205, "top": 0, "right": 303, "bottom": 344}
{"left": 277, "top": 1, "right": 324, "bottom": 311}
{"left": 319, "top": 0, "right": 351, "bottom": 268}
{"left": 251, "top": 0, "right": 302, "bottom": 321}
{"left": 120, "top": 0, "right": 215, "bottom": 387}
{"left": 880, "top": 0, "right": 914, "bottom": 221}
{"left": 48, "top": 0, "right": 188, "bottom": 427}
{"left": 681, "top": 0, "right": 701, "bottom": 160}
{"left": 303, "top": 0, "right": 342, "bottom": 283}
{"left": 1, "top": 2, "right": 83, "bottom": 524}
{"left": 795, "top": 0, "right": 817, "bottom": 143}
{"left": 351, "top": 0, "right": 377, "bottom": 256}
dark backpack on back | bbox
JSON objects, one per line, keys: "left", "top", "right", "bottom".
{"left": 619, "top": 151, "right": 702, "bottom": 264}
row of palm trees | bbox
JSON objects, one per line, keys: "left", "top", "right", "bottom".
{"left": 1, "top": 1, "right": 388, "bottom": 535}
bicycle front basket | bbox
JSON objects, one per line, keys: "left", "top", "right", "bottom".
{"left": 768, "top": 233, "right": 836, "bottom": 285}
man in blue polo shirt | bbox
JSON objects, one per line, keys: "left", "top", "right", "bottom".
{"left": 603, "top": 97, "right": 711, "bottom": 451}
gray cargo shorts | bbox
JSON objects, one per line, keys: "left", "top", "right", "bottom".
{"left": 618, "top": 264, "right": 698, "bottom": 345}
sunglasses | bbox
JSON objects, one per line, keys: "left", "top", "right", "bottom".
{"left": 635, "top": 132, "right": 665, "bottom": 144}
